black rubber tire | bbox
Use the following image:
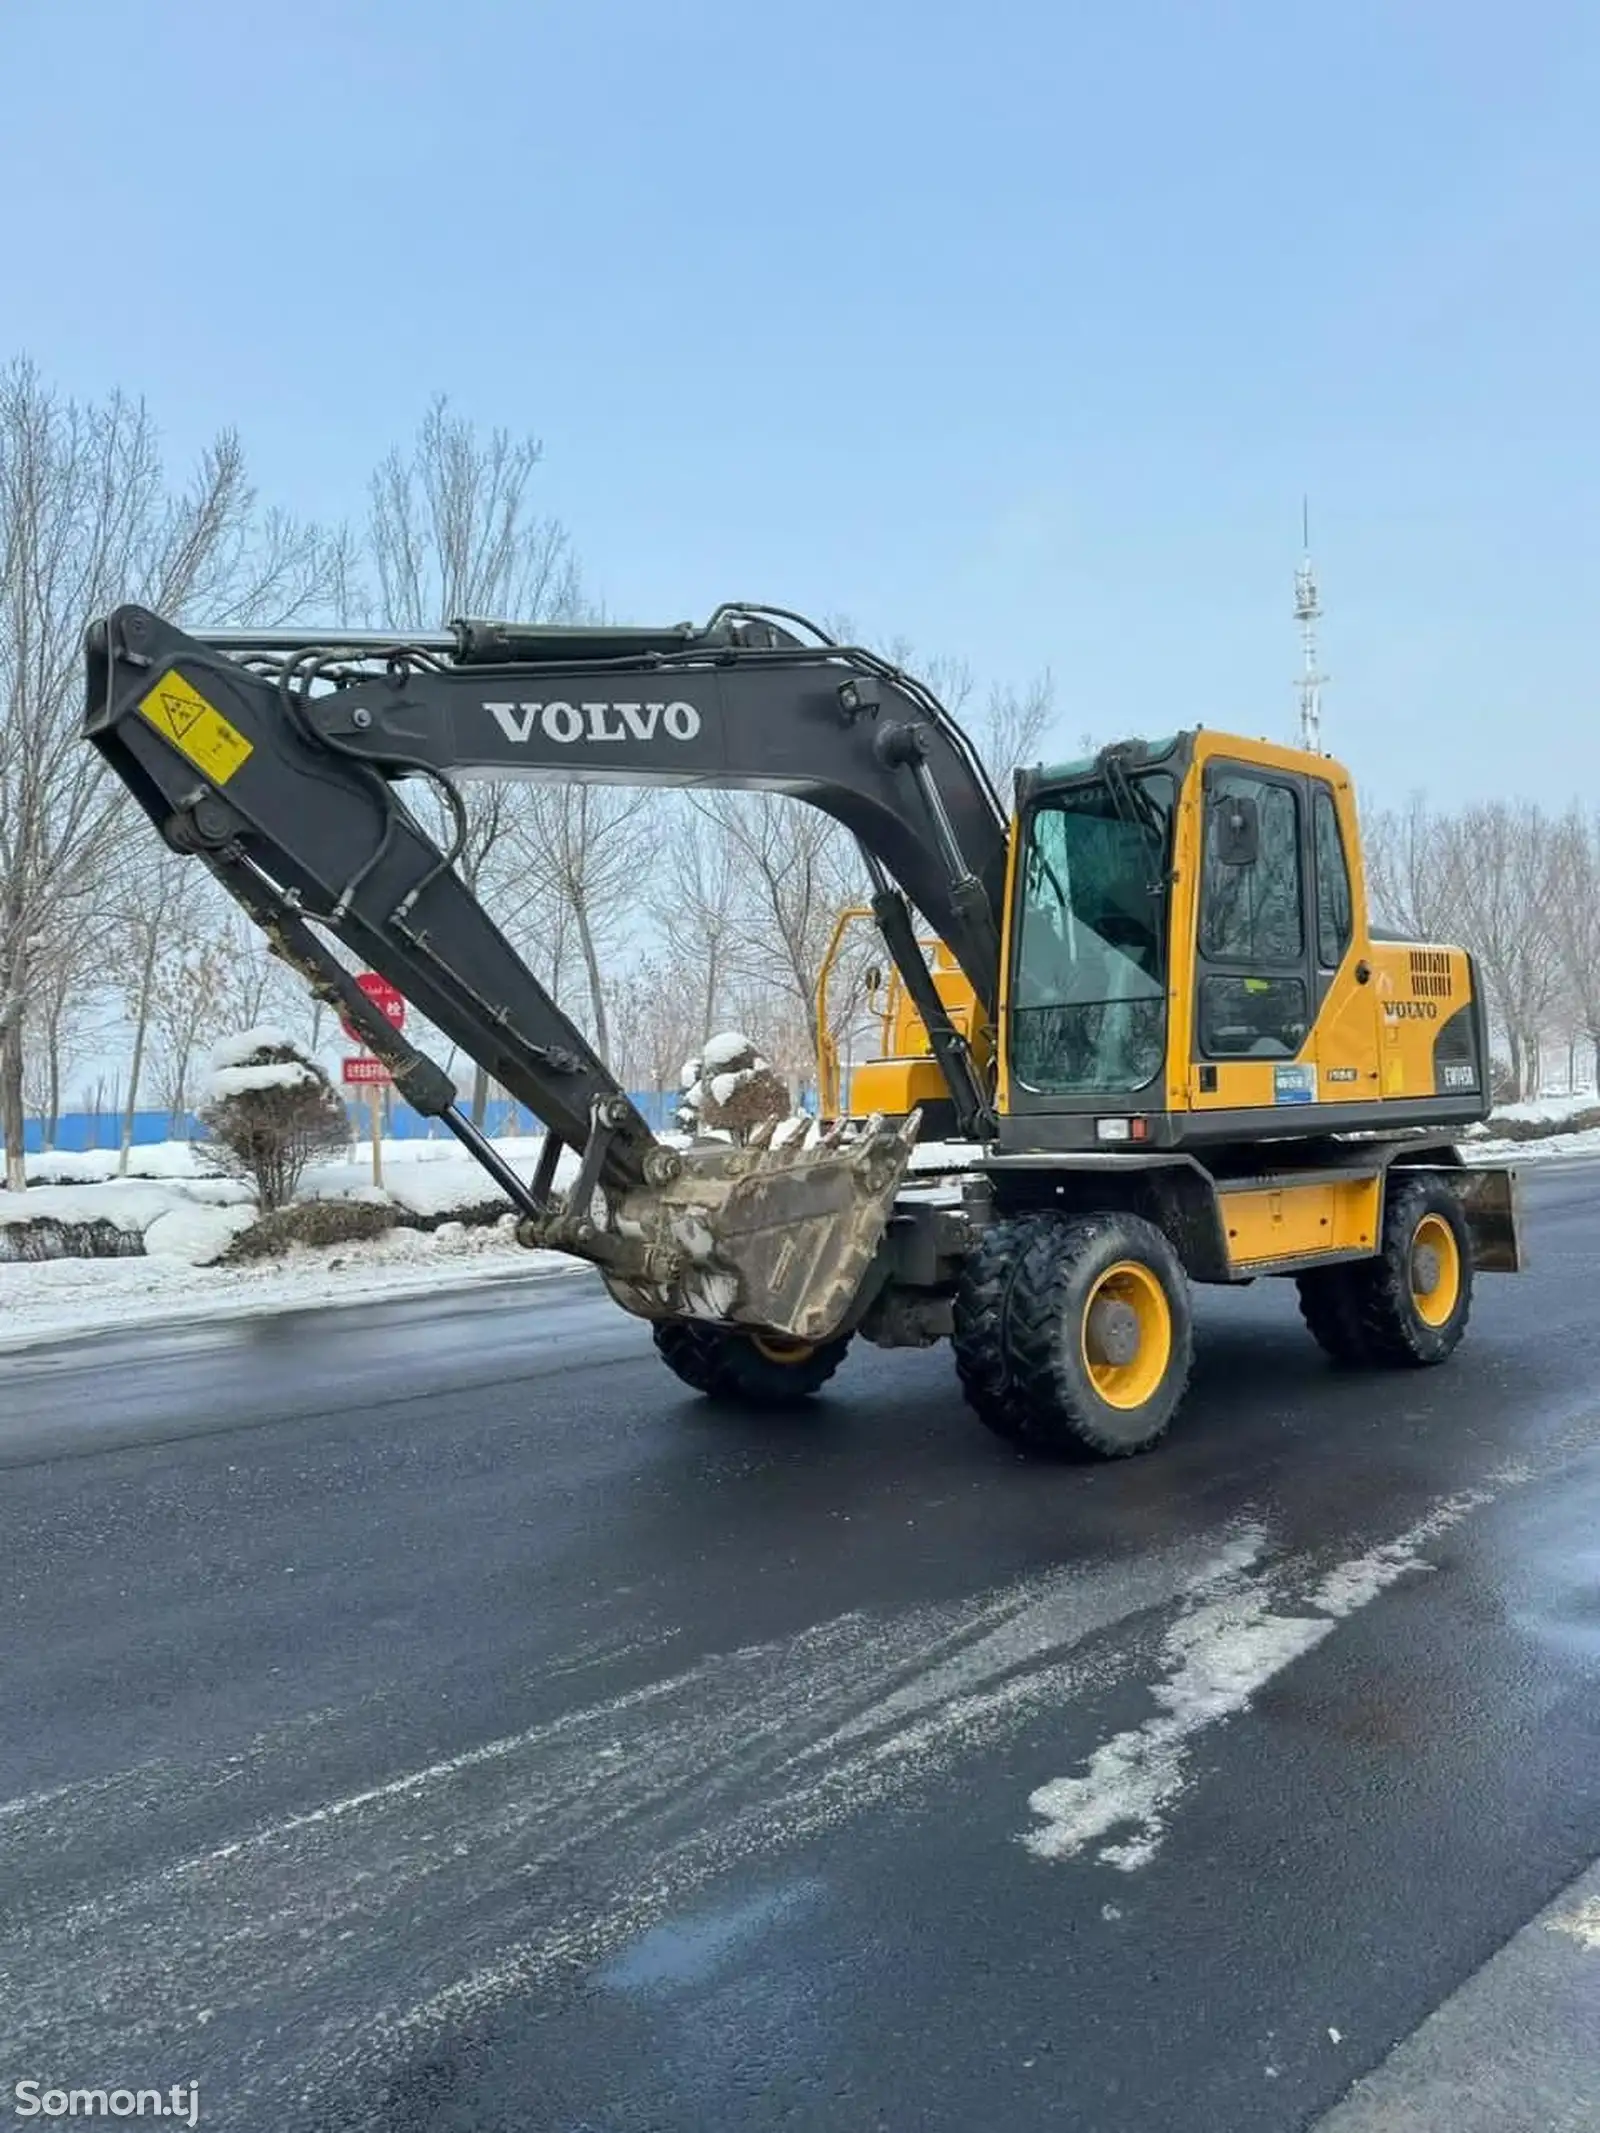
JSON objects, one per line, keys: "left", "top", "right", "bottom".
{"left": 1347, "top": 1173, "right": 1474, "bottom": 1367}
{"left": 652, "top": 1321, "right": 851, "bottom": 1405}
{"left": 951, "top": 1213, "right": 1054, "bottom": 1444}
{"left": 1005, "top": 1212, "right": 1194, "bottom": 1457}
{"left": 1294, "top": 1263, "right": 1371, "bottom": 1364}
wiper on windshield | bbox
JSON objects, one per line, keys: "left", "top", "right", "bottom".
{"left": 1095, "top": 744, "right": 1170, "bottom": 911}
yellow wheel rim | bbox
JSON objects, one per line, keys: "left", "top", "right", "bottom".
{"left": 1080, "top": 1260, "right": 1173, "bottom": 1410}
{"left": 751, "top": 1331, "right": 815, "bottom": 1365}
{"left": 1410, "top": 1213, "right": 1462, "bottom": 1327}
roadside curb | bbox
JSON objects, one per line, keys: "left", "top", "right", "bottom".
{"left": 1314, "top": 1854, "right": 1600, "bottom": 2131}
{"left": 0, "top": 1257, "right": 593, "bottom": 1362}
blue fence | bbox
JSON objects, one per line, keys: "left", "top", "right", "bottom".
{"left": 7, "top": 1090, "right": 684, "bottom": 1157}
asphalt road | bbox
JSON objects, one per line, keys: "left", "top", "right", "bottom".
{"left": 2, "top": 1162, "right": 1598, "bottom": 2133}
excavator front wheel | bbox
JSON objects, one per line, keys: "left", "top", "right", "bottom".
{"left": 652, "top": 1320, "right": 852, "bottom": 1407}
{"left": 951, "top": 1213, "right": 1055, "bottom": 1445}
{"left": 1000, "top": 1212, "right": 1194, "bottom": 1457}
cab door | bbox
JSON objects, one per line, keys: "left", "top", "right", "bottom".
{"left": 1188, "top": 762, "right": 1318, "bottom": 1114}
{"left": 1305, "top": 776, "right": 1382, "bottom": 1105}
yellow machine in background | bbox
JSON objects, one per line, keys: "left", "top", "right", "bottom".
{"left": 815, "top": 908, "right": 989, "bottom": 1135}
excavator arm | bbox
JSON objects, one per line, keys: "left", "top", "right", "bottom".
{"left": 84, "top": 602, "right": 1008, "bottom": 1342}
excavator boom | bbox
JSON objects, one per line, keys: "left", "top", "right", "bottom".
{"left": 84, "top": 602, "right": 1006, "bottom": 1340}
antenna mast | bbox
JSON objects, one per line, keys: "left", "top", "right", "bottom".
{"left": 1293, "top": 498, "right": 1327, "bottom": 753}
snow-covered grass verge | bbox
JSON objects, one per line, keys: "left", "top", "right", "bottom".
{"left": 0, "top": 1219, "right": 581, "bottom": 1355}
{"left": 0, "top": 1174, "right": 258, "bottom": 1267}
{"left": 0, "top": 1135, "right": 591, "bottom": 1269}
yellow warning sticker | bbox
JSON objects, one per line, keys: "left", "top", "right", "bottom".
{"left": 137, "top": 670, "right": 254, "bottom": 786}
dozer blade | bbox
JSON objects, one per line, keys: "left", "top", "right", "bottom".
{"left": 601, "top": 1111, "right": 922, "bottom": 1344}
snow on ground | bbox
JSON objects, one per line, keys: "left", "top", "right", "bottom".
{"left": 298, "top": 1136, "right": 586, "bottom": 1219}
{"left": 208, "top": 1060, "right": 316, "bottom": 1097}
{"left": 1485, "top": 1090, "right": 1597, "bottom": 1127}
{"left": 3, "top": 1101, "right": 1595, "bottom": 1354}
{"left": 1467, "top": 1124, "right": 1600, "bottom": 1164}
{"left": 0, "top": 1219, "right": 580, "bottom": 1355}
{"left": 1, "top": 1136, "right": 586, "bottom": 1267}
{"left": 210, "top": 1026, "right": 296, "bottom": 1070}
{"left": 23, "top": 1143, "right": 220, "bottom": 1186}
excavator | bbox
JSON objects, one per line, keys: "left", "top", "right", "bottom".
{"left": 84, "top": 602, "right": 1521, "bottom": 1457}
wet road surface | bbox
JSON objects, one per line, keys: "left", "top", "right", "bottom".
{"left": 1, "top": 1162, "right": 1597, "bottom": 2131}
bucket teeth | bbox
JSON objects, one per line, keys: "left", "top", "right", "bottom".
{"left": 603, "top": 1106, "right": 924, "bottom": 1342}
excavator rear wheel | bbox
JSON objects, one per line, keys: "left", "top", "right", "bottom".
{"left": 1294, "top": 1263, "right": 1370, "bottom": 1364}
{"left": 652, "top": 1320, "right": 852, "bottom": 1406}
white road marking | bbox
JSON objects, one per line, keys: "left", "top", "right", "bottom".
{"left": 1024, "top": 1488, "right": 1499, "bottom": 1870}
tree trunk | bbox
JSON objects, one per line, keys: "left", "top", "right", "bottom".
{"left": 45, "top": 998, "right": 62, "bottom": 1147}
{"left": 573, "top": 898, "right": 610, "bottom": 1060}
{"left": 1, "top": 1007, "right": 27, "bottom": 1191}
{"left": 699, "top": 943, "right": 720, "bottom": 1052}
{"left": 120, "top": 929, "right": 162, "bottom": 1175}
{"left": 471, "top": 1060, "right": 490, "bottom": 1130}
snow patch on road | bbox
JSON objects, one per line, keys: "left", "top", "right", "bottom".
{"left": 0, "top": 1459, "right": 1551, "bottom": 2124}
{"left": 1549, "top": 1896, "right": 1600, "bottom": 1951}
{"left": 1025, "top": 1488, "right": 1497, "bottom": 1871}
{"left": 0, "top": 1525, "right": 1291, "bottom": 2114}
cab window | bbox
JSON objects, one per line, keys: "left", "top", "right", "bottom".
{"left": 1313, "top": 786, "right": 1353, "bottom": 968}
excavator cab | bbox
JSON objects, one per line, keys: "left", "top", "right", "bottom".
{"left": 994, "top": 731, "right": 1488, "bottom": 1149}
{"left": 827, "top": 728, "right": 1489, "bottom": 1156}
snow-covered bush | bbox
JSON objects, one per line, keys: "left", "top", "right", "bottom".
{"left": 676, "top": 1031, "right": 791, "bottom": 1143}
{"left": 221, "top": 1198, "right": 398, "bottom": 1263}
{"left": 198, "top": 1029, "right": 350, "bottom": 1212}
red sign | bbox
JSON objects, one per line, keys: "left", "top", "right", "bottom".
{"left": 339, "top": 972, "right": 407, "bottom": 1043}
{"left": 342, "top": 1054, "right": 393, "bottom": 1086}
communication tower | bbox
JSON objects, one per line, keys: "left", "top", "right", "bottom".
{"left": 1294, "top": 499, "right": 1327, "bottom": 753}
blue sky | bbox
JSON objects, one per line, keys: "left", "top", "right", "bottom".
{"left": 5, "top": 0, "right": 1598, "bottom": 808}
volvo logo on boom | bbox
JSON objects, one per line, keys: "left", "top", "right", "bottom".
{"left": 484, "top": 699, "right": 702, "bottom": 746}
{"left": 1382, "top": 999, "right": 1439, "bottom": 1021}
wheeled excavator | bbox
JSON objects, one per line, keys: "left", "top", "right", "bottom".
{"left": 84, "top": 603, "right": 1521, "bottom": 1457}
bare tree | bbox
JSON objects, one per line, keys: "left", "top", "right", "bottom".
{"left": 1363, "top": 796, "right": 1461, "bottom": 944}
{"left": 367, "top": 397, "right": 581, "bottom": 636}
{"left": 21, "top": 936, "right": 107, "bottom": 1146}
{"left": 0, "top": 359, "right": 342, "bottom": 1188}
{"left": 1552, "top": 808, "right": 1600, "bottom": 1088}
{"left": 972, "top": 671, "right": 1057, "bottom": 794}
{"left": 691, "top": 790, "right": 860, "bottom": 1070}
{"left": 660, "top": 797, "right": 741, "bottom": 1046}
{"left": 603, "top": 951, "right": 704, "bottom": 1100}
{"left": 1438, "top": 802, "right": 1562, "bottom": 1098}
{"left": 112, "top": 844, "right": 193, "bottom": 1167}
{"left": 210, "top": 909, "right": 304, "bottom": 1039}
{"left": 366, "top": 396, "right": 586, "bottom": 1118}
{"left": 505, "top": 785, "right": 650, "bottom": 1059}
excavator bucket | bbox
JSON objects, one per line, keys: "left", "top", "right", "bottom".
{"left": 598, "top": 1111, "right": 923, "bottom": 1344}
